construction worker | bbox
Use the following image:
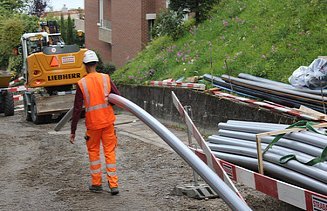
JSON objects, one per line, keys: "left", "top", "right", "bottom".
{"left": 70, "top": 50, "right": 120, "bottom": 195}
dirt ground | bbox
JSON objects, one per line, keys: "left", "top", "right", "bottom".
{"left": 0, "top": 110, "right": 301, "bottom": 210}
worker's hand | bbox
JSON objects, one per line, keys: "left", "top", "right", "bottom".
{"left": 70, "top": 134, "right": 75, "bottom": 144}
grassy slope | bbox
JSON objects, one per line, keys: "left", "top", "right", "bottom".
{"left": 112, "top": 0, "right": 327, "bottom": 84}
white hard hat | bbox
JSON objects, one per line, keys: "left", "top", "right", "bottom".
{"left": 83, "top": 50, "right": 99, "bottom": 64}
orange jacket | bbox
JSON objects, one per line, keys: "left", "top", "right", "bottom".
{"left": 78, "top": 72, "right": 116, "bottom": 130}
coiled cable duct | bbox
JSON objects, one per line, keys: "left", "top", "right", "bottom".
{"left": 212, "top": 152, "right": 327, "bottom": 195}
{"left": 218, "top": 123, "right": 326, "bottom": 151}
{"left": 217, "top": 129, "right": 323, "bottom": 157}
{"left": 207, "top": 135, "right": 327, "bottom": 171}
{"left": 208, "top": 144, "right": 327, "bottom": 184}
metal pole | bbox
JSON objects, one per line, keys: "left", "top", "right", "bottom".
{"left": 184, "top": 105, "right": 199, "bottom": 186}
{"left": 54, "top": 107, "right": 73, "bottom": 131}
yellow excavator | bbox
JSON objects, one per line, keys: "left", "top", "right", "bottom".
{"left": 21, "top": 21, "right": 87, "bottom": 124}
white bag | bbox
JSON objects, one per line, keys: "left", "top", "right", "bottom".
{"left": 289, "top": 58, "right": 327, "bottom": 89}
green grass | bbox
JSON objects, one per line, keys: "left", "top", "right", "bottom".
{"left": 112, "top": 0, "right": 327, "bottom": 84}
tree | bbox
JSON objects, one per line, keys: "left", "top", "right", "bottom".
{"left": 0, "top": 0, "right": 38, "bottom": 71}
{"left": 66, "top": 14, "right": 74, "bottom": 44}
{"left": 0, "top": 0, "right": 26, "bottom": 12}
{"left": 28, "top": 0, "right": 48, "bottom": 17}
{"left": 169, "top": 0, "right": 218, "bottom": 23}
{"left": 0, "top": 17, "right": 24, "bottom": 68}
{"left": 60, "top": 14, "right": 67, "bottom": 43}
{"left": 0, "top": 14, "right": 38, "bottom": 70}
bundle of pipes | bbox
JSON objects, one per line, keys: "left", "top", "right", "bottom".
{"left": 203, "top": 74, "right": 326, "bottom": 113}
{"left": 208, "top": 120, "right": 327, "bottom": 195}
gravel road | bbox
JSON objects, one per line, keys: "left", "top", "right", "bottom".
{"left": 0, "top": 110, "right": 300, "bottom": 210}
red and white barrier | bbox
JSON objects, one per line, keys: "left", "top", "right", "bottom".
{"left": 212, "top": 90, "right": 318, "bottom": 121}
{"left": 150, "top": 81, "right": 206, "bottom": 90}
{"left": 13, "top": 94, "right": 23, "bottom": 101}
{"left": 171, "top": 91, "right": 244, "bottom": 200}
{"left": 193, "top": 149, "right": 327, "bottom": 211}
{"left": 6, "top": 86, "right": 27, "bottom": 93}
{"left": 9, "top": 76, "right": 24, "bottom": 86}
{"left": 6, "top": 85, "right": 26, "bottom": 102}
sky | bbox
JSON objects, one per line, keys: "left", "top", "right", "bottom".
{"left": 48, "top": 0, "right": 84, "bottom": 11}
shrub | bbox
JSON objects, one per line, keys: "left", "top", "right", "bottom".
{"left": 7, "top": 55, "right": 22, "bottom": 75}
{"left": 100, "top": 64, "right": 116, "bottom": 75}
{"left": 169, "top": 0, "right": 220, "bottom": 23}
{"left": 94, "top": 51, "right": 116, "bottom": 75}
{"left": 152, "top": 9, "right": 185, "bottom": 40}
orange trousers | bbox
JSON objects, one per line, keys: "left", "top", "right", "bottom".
{"left": 86, "top": 124, "right": 118, "bottom": 188}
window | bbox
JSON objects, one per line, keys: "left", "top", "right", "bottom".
{"left": 148, "top": 19, "right": 155, "bottom": 41}
{"left": 98, "top": 0, "right": 111, "bottom": 29}
{"left": 99, "top": 0, "right": 104, "bottom": 27}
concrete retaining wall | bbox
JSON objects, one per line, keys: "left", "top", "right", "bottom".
{"left": 118, "top": 85, "right": 298, "bottom": 134}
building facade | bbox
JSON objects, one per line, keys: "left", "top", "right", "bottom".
{"left": 84, "top": 0, "right": 167, "bottom": 67}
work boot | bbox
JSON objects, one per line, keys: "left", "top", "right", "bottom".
{"left": 89, "top": 185, "right": 103, "bottom": 193}
{"left": 110, "top": 187, "right": 119, "bottom": 195}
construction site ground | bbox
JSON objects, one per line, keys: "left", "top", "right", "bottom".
{"left": 0, "top": 108, "right": 301, "bottom": 210}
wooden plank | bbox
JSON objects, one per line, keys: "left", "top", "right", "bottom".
{"left": 255, "top": 136, "right": 264, "bottom": 174}
{"left": 298, "top": 105, "right": 327, "bottom": 120}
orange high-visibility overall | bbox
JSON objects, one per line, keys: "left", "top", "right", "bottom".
{"left": 78, "top": 72, "right": 118, "bottom": 188}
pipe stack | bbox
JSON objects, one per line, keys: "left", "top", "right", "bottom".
{"left": 208, "top": 120, "right": 327, "bottom": 195}
{"left": 203, "top": 74, "right": 327, "bottom": 113}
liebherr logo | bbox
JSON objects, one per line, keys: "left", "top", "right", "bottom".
{"left": 48, "top": 73, "right": 81, "bottom": 81}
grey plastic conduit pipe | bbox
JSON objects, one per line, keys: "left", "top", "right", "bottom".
{"left": 221, "top": 74, "right": 327, "bottom": 102}
{"left": 207, "top": 136, "right": 327, "bottom": 171}
{"left": 225, "top": 120, "right": 327, "bottom": 148}
{"left": 227, "top": 120, "right": 327, "bottom": 135}
{"left": 208, "top": 144, "right": 327, "bottom": 183}
{"left": 217, "top": 128, "right": 323, "bottom": 157}
{"left": 203, "top": 74, "right": 326, "bottom": 112}
{"left": 218, "top": 123, "right": 326, "bottom": 151}
{"left": 108, "top": 94, "right": 251, "bottom": 210}
{"left": 212, "top": 152, "right": 327, "bottom": 195}
{"left": 226, "top": 120, "right": 327, "bottom": 136}
{"left": 238, "top": 73, "right": 327, "bottom": 95}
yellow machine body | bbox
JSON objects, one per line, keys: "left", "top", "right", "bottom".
{"left": 26, "top": 48, "right": 87, "bottom": 88}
